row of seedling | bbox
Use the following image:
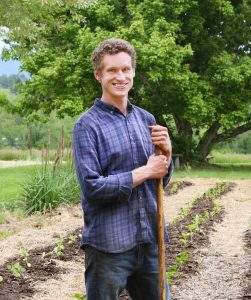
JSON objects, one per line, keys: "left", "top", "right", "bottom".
{"left": 167, "top": 182, "right": 233, "bottom": 284}
{"left": 0, "top": 233, "right": 79, "bottom": 284}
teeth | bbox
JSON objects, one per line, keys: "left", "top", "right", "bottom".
{"left": 114, "top": 83, "right": 127, "bottom": 87}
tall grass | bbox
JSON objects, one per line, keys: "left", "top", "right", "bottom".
{"left": 21, "top": 166, "right": 80, "bottom": 215}
{"left": 19, "top": 125, "right": 79, "bottom": 215}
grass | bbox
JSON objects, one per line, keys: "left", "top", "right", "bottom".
{"left": 0, "top": 148, "right": 72, "bottom": 161}
{"left": 173, "top": 164, "right": 251, "bottom": 180}
{"left": 0, "top": 165, "right": 38, "bottom": 210}
{"left": 211, "top": 151, "right": 251, "bottom": 165}
{"left": 22, "top": 166, "right": 80, "bottom": 215}
{"left": 0, "top": 230, "right": 14, "bottom": 240}
{"left": 173, "top": 151, "right": 251, "bottom": 180}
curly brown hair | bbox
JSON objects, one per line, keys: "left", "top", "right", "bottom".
{"left": 92, "top": 38, "right": 136, "bottom": 71}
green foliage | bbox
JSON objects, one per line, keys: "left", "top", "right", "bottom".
{"left": 0, "top": 275, "right": 4, "bottom": 283}
{"left": 53, "top": 236, "right": 65, "bottom": 256}
{"left": 169, "top": 181, "right": 182, "bottom": 194}
{"left": 68, "top": 234, "right": 78, "bottom": 244}
{"left": 72, "top": 294, "right": 87, "bottom": 300}
{"left": 20, "top": 249, "right": 31, "bottom": 267}
{"left": 1, "top": 0, "right": 251, "bottom": 161}
{"left": 7, "top": 262, "right": 26, "bottom": 278}
{"left": 0, "top": 230, "right": 14, "bottom": 239}
{"left": 21, "top": 166, "right": 80, "bottom": 215}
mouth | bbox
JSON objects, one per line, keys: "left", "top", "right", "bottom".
{"left": 112, "top": 83, "right": 128, "bottom": 89}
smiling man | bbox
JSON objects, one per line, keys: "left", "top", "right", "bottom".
{"left": 73, "top": 38, "right": 174, "bottom": 300}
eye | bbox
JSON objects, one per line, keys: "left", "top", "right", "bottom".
{"left": 123, "top": 67, "right": 131, "bottom": 72}
{"left": 108, "top": 68, "right": 116, "bottom": 73}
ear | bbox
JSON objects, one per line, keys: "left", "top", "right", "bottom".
{"left": 94, "top": 69, "right": 102, "bottom": 82}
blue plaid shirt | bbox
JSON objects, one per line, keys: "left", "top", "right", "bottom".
{"left": 73, "top": 99, "right": 174, "bottom": 253}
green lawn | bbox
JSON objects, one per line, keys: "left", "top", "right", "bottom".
{"left": 173, "top": 164, "right": 251, "bottom": 180}
{"left": 0, "top": 165, "right": 38, "bottom": 209}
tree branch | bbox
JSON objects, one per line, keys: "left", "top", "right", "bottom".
{"left": 214, "top": 121, "right": 251, "bottom": 143}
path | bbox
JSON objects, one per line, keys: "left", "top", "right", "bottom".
{"left": 171, "top": 180, "right": 251, "bottom": 300}
{"left": 0, "top": 160, "right": 41, "bottom": 168}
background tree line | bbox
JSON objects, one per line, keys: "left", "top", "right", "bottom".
{"left": 0, "top": 0, "right": 250, "bottom": 162}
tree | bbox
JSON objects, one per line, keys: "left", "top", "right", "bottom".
{"left": 1, "top": 0, "right": 251, "bottom": 162}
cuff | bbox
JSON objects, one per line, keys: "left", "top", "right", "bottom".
{"left": 163, "top": 160, "right": 174, "bottom": 188}
{"left": 117, "top": 171, "right": 133, "bottom": 202}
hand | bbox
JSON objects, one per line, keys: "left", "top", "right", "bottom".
{"left": 149, "top": 125, "right": 172, "bottom": 160}
{"left": 145, "top": 153, "right": 169, "bottom": 179}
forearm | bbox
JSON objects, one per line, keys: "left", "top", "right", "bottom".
{"left": 132, "top": 165, "right": 151, "bottom": 188}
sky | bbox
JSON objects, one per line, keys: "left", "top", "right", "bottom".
{"left": 0, "top": 40, "right": 22, "bottom": 76}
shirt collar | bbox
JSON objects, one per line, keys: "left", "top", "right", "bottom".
{"left": 94, "top": 98, "right": 133, "bottom": 115}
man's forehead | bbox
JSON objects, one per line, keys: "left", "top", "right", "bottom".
{"left": 102, "top": 52, "right": 132, "bottom": 66}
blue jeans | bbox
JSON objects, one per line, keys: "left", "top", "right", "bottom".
{"left": 84, "top": 243, "right": 171, "bottom": 300}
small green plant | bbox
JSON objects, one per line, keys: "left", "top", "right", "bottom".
{"left": 169, "top": 181, "right": 182, "bottom": 195}
{"left": 20, "top": 249, "right": 31, "bottom": 267}
{"left": 0, "top": 275, "right": 4, "bottom": 283}
{"left": 0, "top": 230, "right": 14, "bottom": 240}
{"left": 53, "top": 236, "right": 65, "bottom": 256}
{"left": 7, "top": 262, "right": 26, "bottom": 278}
{"left": 72, "top": 293, "right": 87, "bottom": 299}
{"left": 68, "top": 234, "right": 78, "bottom": 244}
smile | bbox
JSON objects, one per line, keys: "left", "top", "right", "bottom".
{"left": 112, "top": 83, "right": 128, "bottom": 88}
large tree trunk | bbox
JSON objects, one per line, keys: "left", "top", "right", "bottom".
{"left": 196, "top": 122, "right": 221, "bottom": 160}
{"left": 196, "top": 121, "right": 251, "bottom": 161}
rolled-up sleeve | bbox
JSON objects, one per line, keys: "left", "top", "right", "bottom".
{"left": 73, "top": 122, "right": 133, "bottom": 205}
{"left": 163, "top": 159, "right": 174, "bottom": 188}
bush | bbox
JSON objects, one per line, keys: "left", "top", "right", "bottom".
{"left": 21, "top": 166, "right": 80, "bottom": 215}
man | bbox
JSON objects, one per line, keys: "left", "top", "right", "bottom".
{"left": 73, "top": 38, "right": 174, "bottom": 300}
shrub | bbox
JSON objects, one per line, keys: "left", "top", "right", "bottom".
{"left": 21, "top": 166, "right": 80, "bottom": 215}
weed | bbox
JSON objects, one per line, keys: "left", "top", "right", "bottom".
{"left": 53, "top": 236, "right": 65, "bottom": 256}
{"left": 68, "top": 234, "right": 78, "bottom": 244}
{"left": 20, "top": 249, "right": 31, "bottom": 267}
{"left": 0, "top": 231, "right": 14, "bottom": 240}
{"left": 7, "top": 262, "right": 26, "bottom": 278}
{"left": 72, "top": 293, "right": 87, "bottom": 299}
{"left": 0, "top": 275, "right": 4, "bottom": 283}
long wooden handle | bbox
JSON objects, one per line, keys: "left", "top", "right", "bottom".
{"left": 156, "top": 147, "right": 166, "bottom": 300}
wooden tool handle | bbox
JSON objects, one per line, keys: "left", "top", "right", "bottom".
{"left": 156, "top": 147, "right": 166, "bottom": 300}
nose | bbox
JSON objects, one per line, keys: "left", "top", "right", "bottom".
{"left": 116, "top": 70, "right": 126, "bottom": 80}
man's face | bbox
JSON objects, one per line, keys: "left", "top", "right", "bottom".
{"left": 94, "top": 52, "right": 135, "bottom": 102}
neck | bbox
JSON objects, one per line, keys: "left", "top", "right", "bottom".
{"left": 101, "top": 96, "right": 128, "bottom": 115}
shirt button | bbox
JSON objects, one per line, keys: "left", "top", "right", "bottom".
{"left": 110, "top": 111, "right": 114, "bottom": 114}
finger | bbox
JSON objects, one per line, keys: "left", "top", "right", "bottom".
{"left": 151, "top": 131, "right": 168, "bottom": 138}
{"left": 151, "top": 136, "right": 167, "bottom": 142}
{"left": 148, "top": 125, "right": 168, "bottom": 132}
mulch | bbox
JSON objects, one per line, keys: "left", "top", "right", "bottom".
{"left": 242, "top": 230, "right": 251, "bottom": 299}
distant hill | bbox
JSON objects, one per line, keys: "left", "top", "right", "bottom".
{"left": 0, "top": 73, "right": 27, "bottom": 93}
